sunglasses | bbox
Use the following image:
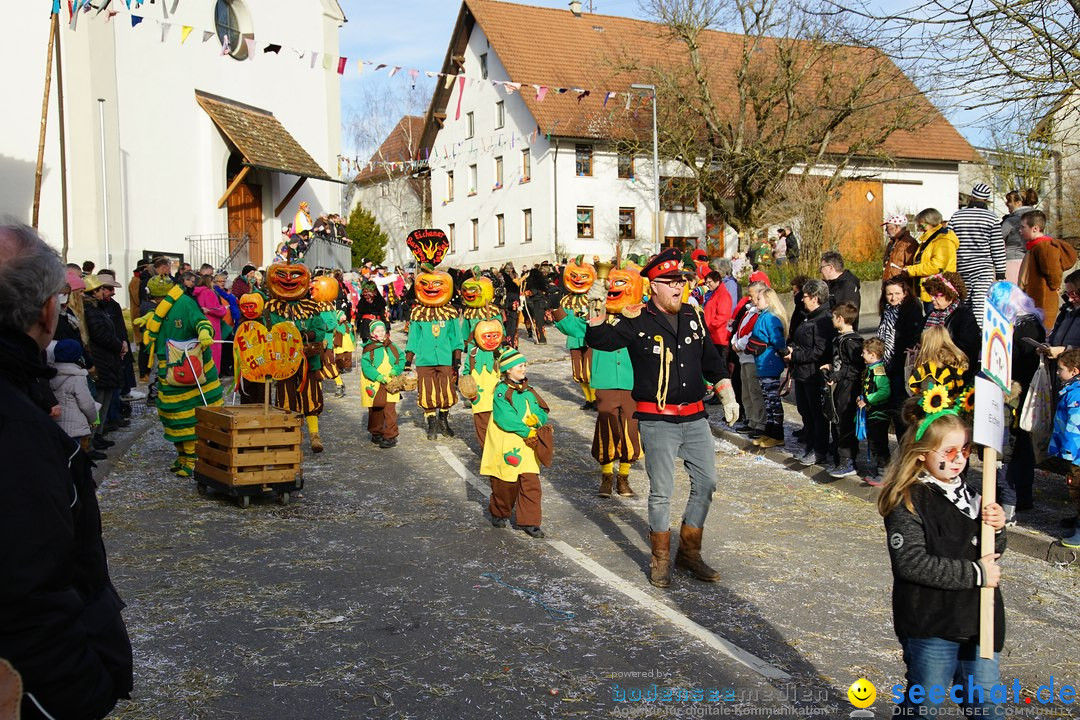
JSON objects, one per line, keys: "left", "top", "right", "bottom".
{"left": 932, "top": 444, "right": 971, "bottom": 462}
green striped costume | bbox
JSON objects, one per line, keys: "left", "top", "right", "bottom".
{"left": 144, "top": 286, "right": 224, "bottom": 445}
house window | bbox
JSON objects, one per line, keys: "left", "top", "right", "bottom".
{"left": 480, "top": 53, "right": 488, "bottom": 80}
{"left": 468, "top": 165, "right": 477, "bottom": 195}
{"left": 494, "top": 156, "right": 503, "bottom": 188}
{"left": 575, "top": 145, "right": 593, "bottom": 176}
{"left": 446, "top": 170, "right": 454, "bottom": 202}
{"left": 619, "top": 208, "right": 635, "bottom": 239}
{"left": 618, "top": 153, "right": 635, "bottom": 179}
{"left": 471, "top": 219, "right": 479, "bottom": 251}
{"left": 661, "top": 177, "right": 698, "bottom": 212}
{"left": 448, "top": 223, "right": 455, "bottom": 253}
{"left": 521, "top": 149, "right": 530, "bottom": 182}
{"left": 214, "top": 0, "right": 251, "bottom": 60}
{"left": 523, "top": 209, "right": 532, "bottom": 244}
{"left": 466, "top": 111, "right": 474, "bottom": 139}
{"left": 576, "top": 207, "right": 594, "bottom": 238}
{"left": 401, "top": 211, "right": 409, "bottom": 228}
{"left": 496, "top": 214, "right": 505, "bottom": 247}
{"left": 495, "top": 101, "right": 505, "bottom": 129}
{"left": 379, "top": 184, "right": 388, "bottom": 198}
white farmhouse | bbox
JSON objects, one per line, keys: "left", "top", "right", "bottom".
{"left": 5, "top": 0, "right": 346, "bottom": 277}
{"left": 1036, "top": 94, "right": 1080, "bottom": 238}
{"left": 422, "top": 0, "right": 980, "bottom": 268}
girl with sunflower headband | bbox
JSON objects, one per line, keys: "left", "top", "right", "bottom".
{"left": 878, "top": 390, "right": 1008, "bottom": 717}
{"left": 907, "top": 326, "right": 969, "bottom": 403}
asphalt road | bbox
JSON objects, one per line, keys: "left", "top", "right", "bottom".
{"left": 97, "top": 325, "right": 1080, "bottom": 720}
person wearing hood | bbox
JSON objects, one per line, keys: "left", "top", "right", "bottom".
{"left": 819, "top": 251, "right": 862, "bottom": 330}
{"left": 49, "top": 338, "right": 104, "bottom": 459}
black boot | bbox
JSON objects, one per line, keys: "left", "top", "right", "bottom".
{"left": 426, "top": 414, "right": 438, "bottom": 440}
{"left": 438, "top": 410, "right": 455, "bottom": 438}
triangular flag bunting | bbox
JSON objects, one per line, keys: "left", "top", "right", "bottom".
{"left": 322, "top": 54, "right": 333, "bottom": 70}
{"left": 408, "top": 69, "right": 420, "bottom": 85}
{"left": 388, "top": 66, "right": 401, "bottom": 78}
{"left": 180, "top": 25, "right": 193, "bottom": 43}
{"left": 357, "top": 59, "right": 364, "bottom": 75}
{"left": 443, "top": 73, "right": 456, "bottom": 90}
{"left": 220, "top": 34, "right": 231, "bottom": 56}
{"left": 310, "top": 52, "right": 319, "bottom": 68}
{"left": 202, "top": 30, "right": 213, "bottom": 42}
{"left": 536, "top": 86, "right": 548, "bottom": 102}
{"left": 264, "top": 43, "right": 282, "bottom": 53}
{"left": 454, "top": 75, "right": 466, "bottom": 120}
{"left": 130, "top": 14, "right": 143, "bottom": 27}
{"left": 374, "top": 63, "right": 387, "bottom": 72}
{"left": 577, "top": 90, "right": 590, "bottom": 102}
{"left": 160, "top": 22, "right": 170, "bottom": 42}
{"left": 604, "top": 91, "right": 616, "bottom": 106}
{"left": 337, "top": 57, "right": 348, "bottom": 74}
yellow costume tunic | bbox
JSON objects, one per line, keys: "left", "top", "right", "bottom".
{"left": 360, "top": 343, "right": 404, "bottom": 408}
{"left": 479, "top": 381, "right": 547, "bottom": 482}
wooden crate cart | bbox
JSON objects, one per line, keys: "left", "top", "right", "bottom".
{"left": 194, "top": 405, "right": 303, "bottom": 507}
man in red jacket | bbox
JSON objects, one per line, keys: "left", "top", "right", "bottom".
{"left": 702, "top": 271, "right": 732, "bottom": 349}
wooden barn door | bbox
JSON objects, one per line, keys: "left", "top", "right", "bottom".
{"left": 825, "top": 180, "right": 884, "bottom": 262}
{"left": 227, "top": 182, "right": 263, "bottom": 266}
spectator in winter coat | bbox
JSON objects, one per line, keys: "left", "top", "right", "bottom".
{"left": 902, "top": 208, "right": 959, "bottom": 305}
{"left": 1001, "top": 189, "right": 1039, "bottom": 284}
{"left": 49, "top": 339, "right": 101, "bottom": 457}
{"left": 951, "top": 183, "right": 1006, "bottom": 329}
{"left": 83, "top": 274, "right": 125, "bottom": 444}
{"left": 878, "top": 277, "right": 924, "bottom": 439}
{"left": 231, "top": 264, "right": 256, "bottom": 298}
{"left": 749, "top": 288, "right": 789, "bottom": 447}
{"left": 0, "top": 223, "right": 133, "bottom": 720}
{"left": 702, "top": 271, "right": 733, "bottom": 350}
{"left": 193, "top": 275, "right": 228, "bottom": 371}
{"left": 820, "top": 251, "right": 862, "bottom": 329}
{"left": 922, "top": 272, "right": 981, "bottom": 384}
{"left": 1019, "top": 210, "right": 1079, "bottom": 332}
{"left": 784, "top": 279, "right": 836, "bottom": 466}
{"left": 882, "top": 214, "right": 918, "bottom": 281}
{"left": 1047, "top": 269, "right": 1080, "bottom": 357}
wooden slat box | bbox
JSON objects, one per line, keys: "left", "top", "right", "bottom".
{"left": 194, "top": 405, "right": 302, "bottom": 487}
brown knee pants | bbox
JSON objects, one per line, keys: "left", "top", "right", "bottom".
{"left": 367, "top": 402, "right": 399, "bottom": 439}
{"left": 472, "top": 411, "right": 491, "bottom": 447}
{"left": 489, "top": 473, "right": 541, "bottom": 526}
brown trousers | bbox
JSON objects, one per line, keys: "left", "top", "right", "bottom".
{"left": 472, "top": 411, "right": 491, "bottom": 447}
{"left": 367, "top": 386, "right": 399, "bottom": 439}
{"left": 1068, "top": 464, "right": 1080, "bottom": 514}
{"left": 489, "top": 472, "right": 541, "bottom": 526}
{"left": 416, "top": 364, "right": 456, "bottom": 412}
{"left": 276, "top": 370, "right": 324, "bottom": 417}
{"left": 592, "top": 388, "right": 642, "bottom": 464}
{"left": 238, "top": 377, "right": 266, "bottom": 405}
{"left": 570, "top": 347, "right": 592, "bottom": 384}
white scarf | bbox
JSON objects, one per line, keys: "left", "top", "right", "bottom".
{"left": 920, "top": 473, "right": 980, "bottom": 520}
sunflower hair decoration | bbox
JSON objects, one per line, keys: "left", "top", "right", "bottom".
{"left": 957, "top": 386, "right": 976, "bottom": 415}
{"left": 915, "top": 383, "right": 960, "bottom": 441}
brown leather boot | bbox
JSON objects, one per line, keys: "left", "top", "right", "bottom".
{"left": 674, "top": 523, "right": 721, "bottom": 582}
{"left": 0, "top": 658, "right": 22, "bottom": 720}
{"left": 598, "top": 473, "right": 613, "bottom": 498}
{"left": 649, "top": 530, "right": 672, "bottom": 588}
{"left": 616, "top": 473, "right": 634, "bottom": 497}
{"left": 311, "top": 432, "right": 324, "bottom": 453}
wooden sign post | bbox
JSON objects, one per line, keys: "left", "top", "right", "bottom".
{"left": 975, "top": 295, "right": 1013, "bottom": 658}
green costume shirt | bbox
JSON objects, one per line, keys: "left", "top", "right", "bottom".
{"left": 555, "top": 312, "right": 634, "bottom": 390}
{"left": 406, "top": 318, "right": 462, "bottom": 367}
{"left": 862, "top": 361, "right": 891, "bottom": 421}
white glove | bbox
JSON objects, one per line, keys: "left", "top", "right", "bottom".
{"left": 586, "top": 279, "right": 608, "bottom": 303}
{"left": 717, "top": 380, "right": 739, "bottom": 424}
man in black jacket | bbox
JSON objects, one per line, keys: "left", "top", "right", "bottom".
{"left": 0, "top": 224, "right": 133, "bottom": 720}
{"left": 84, "top": 274, "right": 126, "bottom": 448}
{"left": 820, "top": 251, "right": 862, "bottom": 330}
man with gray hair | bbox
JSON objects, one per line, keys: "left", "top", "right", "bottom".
{"left": 0, "top": 224, "right": 133, "bottom": 719}
{"left": 819, "top": 250, "right": 861, "bottom": 330}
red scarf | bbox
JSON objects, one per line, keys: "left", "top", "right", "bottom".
{"left": 1026, "top": 235, "right": 1051, "bottom": 251}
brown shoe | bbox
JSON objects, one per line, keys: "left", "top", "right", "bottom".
{"left": 311, "top": 432, "right": 324, "bottom": 453}
{"left": 756, "top": 435, "right": 784, "bottom": 448}
{"left": 616, "top": 474, "right": 635, "bottom": 497}
{"left": 0, "top": 658, "right": 22, "bottom": 720}
{"left": 649, "top": 530, "right": 672, "bottom": 588}
{"left": 674, "top": 523, "right": 721, "bottom": 582}
{"left": 598, "top": 473, "right": 613, "bottom": 498}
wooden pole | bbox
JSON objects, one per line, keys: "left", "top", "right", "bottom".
{"left": 274, "top": 176, "right": 307, "bottom": 217}
{"left": 32, "top": 13, "right": 59, "bottom": 229}
{"left": 54, "top": 12, "right": 70, "bottom": 261}
{"left": 217, "top": 165, "right": 252, "bottom": 209}
{"left": 979, "top": 446, "right": 997, "bottom": 659}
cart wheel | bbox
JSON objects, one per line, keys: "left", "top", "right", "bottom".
{"left": 196, "top": 483, "right": 207, "bottom": 496}
{"left": 279, "top": 492, "right": 290, "bottom": 506}
{"left": 238, "top": 495, "right": 250, "bottom": 509}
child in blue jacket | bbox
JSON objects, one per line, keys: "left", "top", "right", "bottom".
{"left": 1050, "top": 348, "right": 1080, "bottom": 548}
{"left": 750, "top": 288, "right": 789, "bottom": 447}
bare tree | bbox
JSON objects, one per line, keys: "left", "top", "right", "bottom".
{"left": 621, "top": 0, "right": 935, "bottom": 248}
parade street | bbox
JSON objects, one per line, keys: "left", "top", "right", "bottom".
{"left": 97, "top": 326, "right": 1079, "bottom": 720}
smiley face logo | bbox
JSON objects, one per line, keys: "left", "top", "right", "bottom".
{"left": 847, "top": 678, "right": 876, "bottom": 708}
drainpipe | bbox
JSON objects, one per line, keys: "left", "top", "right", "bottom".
{"left": 553, "top": 137, "right": 559, "bottom": 261}
{"left": 98, "top": 98, "right": 110, "bottom": 267}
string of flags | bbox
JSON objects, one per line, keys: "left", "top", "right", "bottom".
{"left": 57, "top": 0, "right": 658, "bottom": 112}
{"left": 339, "top": 125, "right": 547, "bottom": 175}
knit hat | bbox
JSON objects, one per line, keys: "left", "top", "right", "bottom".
{"left": 65, "top": 269, "right": 85, "bottom": 292}
{"left": 369, "top": 320, "right": 387, "bottom": 335}
{"left": 147, "top": 275, "right": 174, "bottom": 298}
{"left": 499, "top": 348, "right": 527, "bottom": 372}
{"left": 54, "top": 339, "right": 83, "bottom": 364}
{"left": 882, "top": 214, "right": 908, "bottom": 227}
{"left": 970, "top": 183, "right": 992, "bottom": 201}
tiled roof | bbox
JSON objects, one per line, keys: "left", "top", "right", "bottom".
{"left": 353, "top": 115, "right": 426, "bottom": 185}
{"left": 195, "top": 90, "right": 333, "bottom": 181}
{"left": 422, "top": 0, "right": 980, "bottom": 164}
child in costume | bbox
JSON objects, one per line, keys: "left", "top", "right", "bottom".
{"left": 907, "top": 326, "right": 969, "bottom": 398}
{"left": 858, "top": 337, "right": 892, "bottom": 486}
{"left": 878, "top": 394, "right": 1006, "bottom": 718}
{"left": 405, "top": 264, "right": 462, "bottom": 440}
{"left": 333, "top": 309, "right": 356, "bottom": 375}
{"left": 311, "top": 275, "right": 346, "bottom": 398}
{"left": 49, "top": 339, "right": 102, "bottom": 456}
{"left": 459, "top": 269, "right": 503, "bottom": 343}
{"left": 264, "top": 259, "right": 330, "bottom": 453}
{"left": 553, "top": 262, "right": 643, "bottom": 497}
{"left": 823, "top": 302, "right": 864, "bottom": 478}
{"left": 556, "top": 257, "right": 598, "bottom": 409}
{"left": 360, "top": 321, "right": 406, "bottom": 449}
{"left": 141, "top": 283, "right": 224, "bottom": 475}
{"left": 479, "top": 349, "right": 550, "bottom": 538}
{"left": 1050, "top": 348, "right": 1080, "bottom": 548}
{"left": 233, "top": 291, "right": 268, "bottom": 404}
{"left": 459, "top": 320, "right": 504, "bottom": 446}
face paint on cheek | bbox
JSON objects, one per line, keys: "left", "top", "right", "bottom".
{"left": 939, "top": 462, "right": 947, "bottom": 471}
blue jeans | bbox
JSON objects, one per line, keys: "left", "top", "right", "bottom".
{"left": 897, "top": 637, "right": 1004, "bottom": 717}
{"left": 638, "top": 418, "right": 717, "bottom": 531}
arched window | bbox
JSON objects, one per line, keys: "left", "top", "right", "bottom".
{"left": 214, "top": 0, "right": 252, "bottom": 60}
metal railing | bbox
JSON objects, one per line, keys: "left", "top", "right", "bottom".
{"left": 186, "top": 234, "right": 250, "bottom": 274}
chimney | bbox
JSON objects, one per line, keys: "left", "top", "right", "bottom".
{"left": 569, "top": 0, "right": 583, "bottom": 16}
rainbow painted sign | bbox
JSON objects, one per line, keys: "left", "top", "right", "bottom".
{"left": 981, "top": 302, "right": 1013, "bottom": 391}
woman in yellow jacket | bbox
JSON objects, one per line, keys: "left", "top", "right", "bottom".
{"left": 902, "top": 208, "right": 959, "bottom": 304}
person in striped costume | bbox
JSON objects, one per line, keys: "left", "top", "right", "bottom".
{"left": 141, "top": 284, "right": 224, "bottom": 476}
{"left": 949, "top": 183, "right": 1005, "bottom": 329}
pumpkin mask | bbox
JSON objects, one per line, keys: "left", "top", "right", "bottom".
{"left": 266, "top": 262, "right": 311, "bottom": 302}
{"left": 460, "top": 274, "right": 494, "bottom": 308}
{"left": 310, "top": 275, "right": 340, "bottom": 304}
{"left": 606, "top": 266, "right": 644, "bottom": 314}
{"left": 474, "top": 319, "right": 504, "bottom": 351}
{"left": 563, "top": 256, "right": 597, "bottom": 295}
{"left": 415, "top": 265, "right": 454, "bottom": 308}
{"left": 239, "top": 292, "right": 265, "bottom": 320}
